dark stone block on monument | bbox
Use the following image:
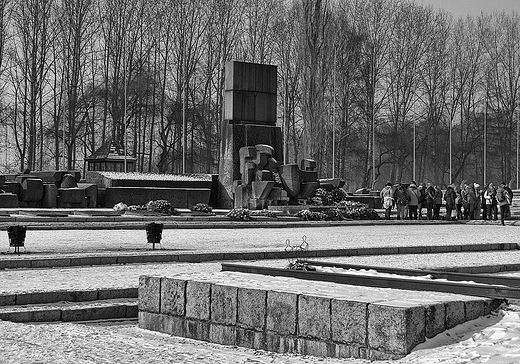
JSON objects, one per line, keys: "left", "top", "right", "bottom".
{"left": 300, "top": 159, "right": 317, "bottom": 171}
{"left": 0, "top": 193, "right": 18, "bottom": 208}
{"left": 20, "top": 178, "right": 44, "bottom": 202}
{"left": 3, "top": 181, "right": 21, "bottom": 196}
{"left": 0, "top": 175, "right": 5, "bottom": 188}
{"left": 248, "top": 198, "right": 269, "bottom": 210}
{"left": 255, "top": 170, "right": 272, "bottom": 181}
{"left": 251, "top": 181, "right": 274, "bottom": 200}
{"left": 78, "top": 183, "right": 98, "bottom": 208}
{"left": 58, "top": 188, "right": 87, "bottom": 208}
{"left": 300, "top": 171, "right": 318, "bottom": 183}
{"left": 224, "top": 61, "right": 277, "bottom": 94}
{"left": 61, "top": 174, "right": 78, "bottom": 188}
{"left": 278, "top": 164, "right": 301, "bottom": 198}
{"left": 318, "top": 178, "right": 345, "bottom": 191}
{"left": 31, "top": 171, "right": 81, "bottom": 186}
{"left": 300, "top": 182, "right": 319, "bottom": 199}
{"left": 42, "top": 184, "right": 58, "bottom": 208}
{"left": 224, "top": 91, "right": 277, "bottom": 125}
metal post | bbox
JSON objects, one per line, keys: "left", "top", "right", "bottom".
{"left": 371, "top": 47, "right": 376, "bottom": 188}
{"left": 332, "top": 47, "right": 336, "bottom": 178}
{"left": 517, "top": 111, "right": 519, "bottom": 190}
{"left": 123, "top": 27, "right": 127, "bottom": 173}
{"left": 413, "top": 117, "right": 416, "bottom": 182}
{"left": 449, "top": 117, "right": 452, "bottom": 184}
{"left": 483, "top": 85, "right": 487, "bottom": 186}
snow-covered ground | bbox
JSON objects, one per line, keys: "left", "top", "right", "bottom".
{"left": 1, "top": 305, "right": 520, "bottom": 364}
{"left": 1, "top": 223, "right": 520, "bottom": 363}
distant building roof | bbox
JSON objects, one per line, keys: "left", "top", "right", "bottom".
{"left": 85, "top": 140, "right": 136, "bottom": 161}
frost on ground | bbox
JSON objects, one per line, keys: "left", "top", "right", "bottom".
{"left": 1, "top": 305, "right": 520, "bottom": 364}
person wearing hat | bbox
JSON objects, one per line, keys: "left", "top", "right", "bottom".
{"left": 380, "top": 182, "right": 394, "bottom": 220}
{"left": 407, "top": 182, "right": 419, "bottom": 220}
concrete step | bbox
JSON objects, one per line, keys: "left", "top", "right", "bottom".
{"left": 0, "top": 287, "right": 137, "bottom": 307}
{"left": 0, "top": 298, "right": 137, "bottom": 323}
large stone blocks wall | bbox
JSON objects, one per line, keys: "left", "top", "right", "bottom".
{"left": 138, "top": 275, "right": 501, "bottom": 360}
{"left": 103, "top": 187, "right": 211, "bottom": 208}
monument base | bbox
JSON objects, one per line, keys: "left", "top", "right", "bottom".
{"left": 218, "top": 121, "right": 282, "bottom": 208}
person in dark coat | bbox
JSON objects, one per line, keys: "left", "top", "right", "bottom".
{"left": 444, "top": 185, "right": 456, "bottom": 220}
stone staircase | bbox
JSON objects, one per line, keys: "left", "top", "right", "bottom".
{"left": 0, "top": 288, "right": 137, "bottom": 323}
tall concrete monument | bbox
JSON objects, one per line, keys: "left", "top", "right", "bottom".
{"left": 218, "top": 61, "right": 282, "bottom": 208}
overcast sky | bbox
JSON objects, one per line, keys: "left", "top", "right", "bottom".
{"left": 417, "top": 0, "right": 520, "bottom": 18}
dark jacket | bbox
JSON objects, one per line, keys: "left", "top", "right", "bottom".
{"left": 444, "top": 187, "right": 456, "bottom": 207}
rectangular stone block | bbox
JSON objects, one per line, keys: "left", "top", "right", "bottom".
{"left": 298, "top": 295, "right": 331, "bottom": 340}
{"left": 331, "top": 299, "right": 367, "bottom": 344}
{"left": 445, "top": 301, "right": 465, "bottom": 329}
{"left": 0, "top": 308, "right": 61, "bottom": 323}
{"left": 138, "top": 311, "right": 183, "bottom": 336}
{"left": 41, "top": 184, "right": 58, "bottom": 208}
{"left": 237, "top": 287, "right": 266, "bottom": 330}
{"left": 185, "top": 281, "right": 211, "bottom": 321}
{"left": 98, "top": 288, "right": 137, "bottom": 300}
{"left": 297, "top": 338, "right": 335, "bottom": 357}
{"left": 236, "top": 327, "right": 266, "bottom": 350}
{"left": 265, "top": 332, "right": 297, "bottom": 354}
{"left": 0, "top": 294, "right": 16, "bottom": 306}
{"left": 368, "top": 302, "right": 425, "bottom": 355}
{"left": 425, "top": 303, "right": 446, "bottom": 339}
{"left": 209, "top": 323, "right": 237, "bottom": 345}
{"left": 57, "top": 188, "right": 87, "bottom": 208}
{"left": 138, "top": 276, "right": 161, "bottom": 313}
{"left": 160, "top": 278, "right": 186, "bottom": 317}
{"left": 266, "top": 291, "right": 297, "bottom": 335}
{"left": 211, "top": 284, "right": 237, "bottom": 325}
{"left": 465, "top": 300, "right": 485, "bottom": 321}
{"left": 0, "top": 193, "right": 18, "bottom": 208}
{"left": 184, "top": 319, "right": 210, "bottom": 341}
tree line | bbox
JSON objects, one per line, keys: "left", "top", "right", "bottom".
{"left": 0, "top": 0, "right": 519, "bottom": 190}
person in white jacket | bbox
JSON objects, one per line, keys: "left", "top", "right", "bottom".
{"left": 380, "top": 182, "right": 393, "bottom": 220}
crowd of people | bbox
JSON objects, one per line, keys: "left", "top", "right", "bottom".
{"left": 379, "top": 180, "right": 515, "bottom": 225}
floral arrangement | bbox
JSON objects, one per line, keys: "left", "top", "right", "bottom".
{"left": 226, "top": 208, "right": 251, "bottom": 221}
{"left": 308, "top": 187, "right": 348, "bottom": 206}
{"left": 296, "top": 209, "right": 328, "bottom": 221}
{"left": 145, "top": 200, "right": 179, "bottom": 215}
{"left": 190, "top": 203, "right": 213, "bottom": 214}
{"left": 249, "top": 209, "right": 277, "bottom": 218}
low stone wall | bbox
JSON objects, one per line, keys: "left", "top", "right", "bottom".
{"left": 138, "top": 274, "right": 501, "bottom": 360}
{"left": 102, "top": 187, "right": 211, "bottom": 208}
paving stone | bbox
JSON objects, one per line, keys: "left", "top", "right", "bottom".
{"left": 368, "top": 302, "right": 425, "bottom": 356}
{"left": 160, "top": 278, "right": 186, "bottom": 316}
{"left": 211, "top": 284, "right": 237, "bottom": 325}
{"left": 298, "top": 295, "right": 331, "bottom": 340}
{"left": 138, "top": 276, "right": 161, "bottom": 313}
{"left": 237, "top": 287, "right": 266, "bottom": 330}
{"left": 185, "top": 281, "right": 211, "bottom": 321}
{"left": 266, "top": 291, "right": 297, "bottom": 335}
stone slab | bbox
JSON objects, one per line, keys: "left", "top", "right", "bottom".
{"left": 138, "top": 276, "right": 161, "bottom": 313}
